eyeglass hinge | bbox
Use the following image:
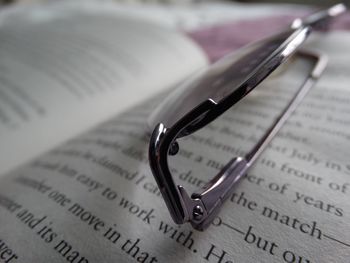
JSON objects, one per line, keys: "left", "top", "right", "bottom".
{"left": 177, "top": 157, "right": 249, "bottom": 230}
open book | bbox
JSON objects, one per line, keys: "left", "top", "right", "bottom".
{"left": 0, "top": 4, "right": 349, "bottom": 263}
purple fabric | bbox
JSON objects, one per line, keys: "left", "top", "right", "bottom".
{"left": 189, "top": 12, "right": 350, "bottom": 62}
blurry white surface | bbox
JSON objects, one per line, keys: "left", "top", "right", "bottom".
{"left": 1, "top": 0, "right": 307, "bottom": 30}
{"left": 0, "top": 5, "right": 208, "bottom": 175}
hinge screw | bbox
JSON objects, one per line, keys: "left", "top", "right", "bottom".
{"left": 169, "top": 141, "right": 179, "bottom": 156}
{"left": 193, "top": 205, "right": 204, "bottom": 221}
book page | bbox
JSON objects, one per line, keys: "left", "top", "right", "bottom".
{"left": 57, "top": 0, "right": 303, "bottom": 31}
{"left": 0, "top": 6, "right": 208, "bottom": 175}
{"left": 0, "top": 32, "right": 349, "bottom": 263}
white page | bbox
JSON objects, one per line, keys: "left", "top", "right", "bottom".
{"left": 0, "top": 6, "right": 208, "bottom": 175}
{"left": 0, "top": 32, "right": 348, "bottom": 262}
{"left": 35, "top": 0, "right": 304, "bottom": 31}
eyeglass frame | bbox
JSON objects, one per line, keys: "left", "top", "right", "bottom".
{"left": 148, "top": 4, "right": 345, "bottom": 231}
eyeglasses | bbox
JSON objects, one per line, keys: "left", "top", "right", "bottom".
{"left": 148, "top": 4, "right": 346, "bottom": 231}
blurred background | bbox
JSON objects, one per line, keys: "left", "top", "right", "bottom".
{"left": 0, "top": 0, "right": 346, "bottom": 7}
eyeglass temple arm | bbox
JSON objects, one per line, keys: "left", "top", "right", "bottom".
{"left": 191, "top": 50, "right": 328, "bottom": 230}
{"left": 246, "top": 50, "right": 327, "bottom": 165}
{"left": 291, "top": 3, "right": 346, "bottom": 30}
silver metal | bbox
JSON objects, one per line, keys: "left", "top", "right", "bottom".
{"left": 291, "top": 3, "right": 346, "bottom": 30}
{"left": 148, "top": 4, "right": 344, "bottom": 231}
